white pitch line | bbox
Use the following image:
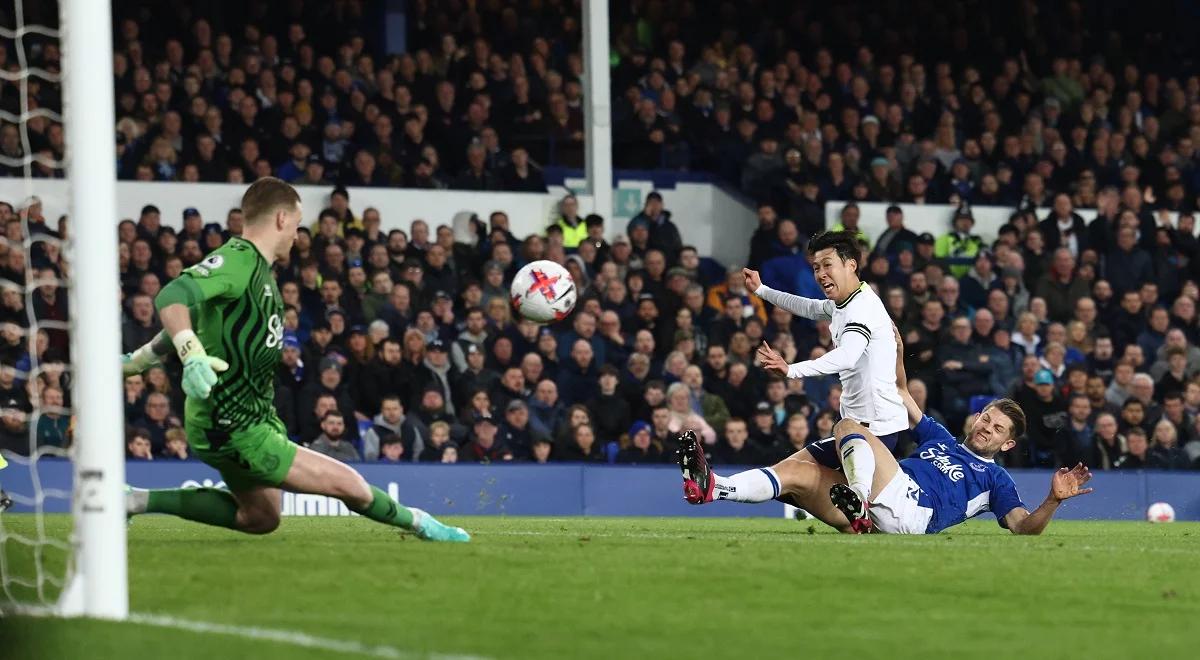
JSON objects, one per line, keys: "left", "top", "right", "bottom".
{"left": 126, "top": 613, "right": 493, "bottom": 660}
{"left": 1, "top": 605, "right": 491, "bottom": 660}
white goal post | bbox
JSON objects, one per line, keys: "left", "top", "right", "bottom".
{"left": 58, "top": 0, "right": 127, "bottom": 619}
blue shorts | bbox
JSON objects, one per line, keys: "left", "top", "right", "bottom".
{"left": 804, "top": 432, "right": 902, "bottom": 471}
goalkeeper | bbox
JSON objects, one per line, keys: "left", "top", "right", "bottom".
{"left": 121, "top": 177, "right": 467, "bottom": 542}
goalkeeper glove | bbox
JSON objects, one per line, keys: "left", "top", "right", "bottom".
{"left": 121, "top": 343, "right": 162, "bottom": 377}
{"left": 172, "top": 330, "right": 228, "bottom": 400}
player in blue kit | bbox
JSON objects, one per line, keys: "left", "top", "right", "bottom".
{"left": 679, "top": 327, "right": 1095, "bottom": 533}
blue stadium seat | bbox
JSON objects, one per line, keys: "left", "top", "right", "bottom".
{"left": 605, "top": 441, "right": 620, "bottom": 464}
{"left": 969, "top": 395, "right": 995, "bottom": 414}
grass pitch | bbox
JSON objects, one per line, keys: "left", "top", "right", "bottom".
{"left": 2, "top": 514, "right": 1197, "bottom": 659}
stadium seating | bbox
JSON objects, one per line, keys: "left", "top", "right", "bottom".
{"left": 0, "top": 0, "right": 1197, "bottom": 474}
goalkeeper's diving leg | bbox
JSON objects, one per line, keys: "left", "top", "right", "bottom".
{"left": 126, "top": 444, "right": 469, "bottom": 542}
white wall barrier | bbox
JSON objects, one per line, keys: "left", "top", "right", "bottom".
{"left": 0, "top": 178, "right": 757, "bottom": 266}
{"left": 823, "top": 201, "right": 1100, "bottom": 245}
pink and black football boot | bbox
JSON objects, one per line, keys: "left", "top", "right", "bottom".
{"left": 677, "top": 430, "right": 714, "bottom": 504}
{"left": 829, "top": 483, "right": 874, "bottom": 533}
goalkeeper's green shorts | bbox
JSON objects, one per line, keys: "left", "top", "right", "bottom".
{"left": 186, "top": 418, "right": 297, "bottom": 492}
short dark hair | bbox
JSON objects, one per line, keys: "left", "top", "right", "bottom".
{"left": 321, "top": 410, "right": 344, "bottom": 422}
{"left": 807, "top": 230, "right": 861, "bottom": 269}
{"left": 983, "top": 398, "right": 1026, "bottom": 441}
{"left": 241, "top": 177, "right": 300, "bottom": 225}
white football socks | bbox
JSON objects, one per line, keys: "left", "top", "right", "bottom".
{"left": 840, "top": 435, "right": 876, "bottom": 503}
{"left": 712, "top": 468, "right": 781, "bottom": 503}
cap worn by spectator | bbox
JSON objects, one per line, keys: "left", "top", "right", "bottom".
{"left": 434, "top": 290, "right": 452, "bottom": 302}
{"left": 306, "top": 154, "right": 323, "bottom": 166}
{"left": 466, "top": 343, "right": 481, "bottom": 355}
{"left": 870, "top": 157, "right": 889, "bottom": 169}
{"left": 182, "top": 207, "right": 200, "bottom": 220}
{"left": 506, "top": 399, "right": 528, "bottom": 413}
{"left": 613, "top": 234, "right": 631, "bottom": 246}
{"left": 282, "top": 334, "right": 301, "bottom": 350}
{"left": 628, "top": 420, "right": 651, "bottom": 438}
{"left": 349, "top": 325, "right": 367, "bottom": 336}
{"left": 666, "top": 267, "right": 691, "bottom": 281}
{"left": 203, "top": 222, "right": 223, "bottom": 234}
{"left": 473, "top": 413, "right": 497, "bottom": 427}
{"left": 1034, "top": 370, "right": 1055, "bottom": 386}
{"left": 427, "top": 339, "right": 447, "bottom": 352}
{"left": 319, "top": 357, "right": 342, "bottom": 374}
{"left": 754, "top": 401, "right": 772, "bottom": 414}
{"left": 646, "top": 191, "right": 663, "bottom": 203}
{"left": 918, "top": 233, "right": 935, "bottom": 245}
{"left": 483, "top": 260, "right": 504, "bottom": 273}
{"left": 861, "top": 115, "right": 880, "bottom": 126}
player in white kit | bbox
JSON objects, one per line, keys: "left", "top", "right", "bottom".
{"left": 679, "top": 232, "right": 906, "bottom": 529}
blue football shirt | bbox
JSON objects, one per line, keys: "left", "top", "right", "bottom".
{"left": 899, "top": 416, "right": 1027, "bottom": 534}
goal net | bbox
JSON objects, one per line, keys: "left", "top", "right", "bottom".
{"left": 0, "top": 0, "right": 126, "bottom": 619}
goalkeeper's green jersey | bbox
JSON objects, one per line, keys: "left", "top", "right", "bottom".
{"left": 165, "top": 237, "right": 284, "bottom": 434}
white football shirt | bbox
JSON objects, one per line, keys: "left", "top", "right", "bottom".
{"left": 757, "top": 281, "right": 908, "bottom": 435}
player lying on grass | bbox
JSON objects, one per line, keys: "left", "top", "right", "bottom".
{"left": 678, "top": 328, "right": 1095, "bottom": 534}
{"left": 746, "top": 230, "right": 907, "bottom": 474}
{"left": 121, "top": 177, "right": 468, "bottom": 542}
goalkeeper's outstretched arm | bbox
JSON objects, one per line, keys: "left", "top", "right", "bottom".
{"left": 121, "top": 330, "right": 175, "bottom": 376}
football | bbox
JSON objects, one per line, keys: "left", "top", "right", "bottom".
{"left": 1147, "top": 502, "right": 1176, "bottom": 523}
{"left": 511, "top": 259, "right": 577, "bottom": 323}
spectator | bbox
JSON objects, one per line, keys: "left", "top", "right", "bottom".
{"left": 714, "top": 418, "right": 762, "bottom": 465}
{"left": 162, "top": 428, "right": 190, "bottom": 460}
{"left": 934, "top": 207, "right": 983, "bottom": 278}
{"left": 309, "top": 411, "right": 361, "bottom": 463}
{"left": 587, "top": 365, "right": 632, "bottom": 444}
{"left": 1035, "top": 249, "right": 1090, "bottom": 323}
{"left": 361, "top": 395, "right": 426, "bottom": 462}
{"left": 938, "top": 316, "right": 993, "bottom": 426}
{"left": 627, "top": 192, "right": 682, "bottom": 260}
{"left": 377, "top": 435, "right": 407, "bottom": 463}
{"left": 557, "top": 339, "right": 600, "bottom": 406}
{"left": 559, "top": 423, "right": 605, "bottom": 463}
{"left": 1115, "top": 427, "right": 1150, "bottom": 469}
{"left": 35, "top": 385, "right": 69, "bottom": 449}
{"left": 418, "top": 422, "right": 453, "bottom": 463}
{"left": 1090, "top": 412, "right": 1126, "bottom": 470}
{"left": 1024, "top": 369, "right": 1068, "bottom": 467}
{"left": 1148, "top": 419, "right": 1191, "bottom": 470}
{"left": 616, "top": 421, "right": 663, "bottom": 464}
{"left": 125, "top": 428, "right": 153, "bottom": 461}
{"left": 665, "top": 382, "right": 716, "bottom": 446}
{"left": 873, "top": 206, "right": 919, "bottom": 257}
{"left": 461, "top": 414, "right": 513, "bottom": 463}
{"left": 1105, "top": 227, "right": 1154, "bottom": 297}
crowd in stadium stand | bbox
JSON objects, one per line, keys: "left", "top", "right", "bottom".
{"left": 2, "top": 1, "right": 1200, "bottom": 470}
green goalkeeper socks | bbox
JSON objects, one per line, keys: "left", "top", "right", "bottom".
{"left": 146, "top": 487, "right": 239, "bottom": 530}
{"left": 350, "top": 485, "right": 415, "bottom": 529}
